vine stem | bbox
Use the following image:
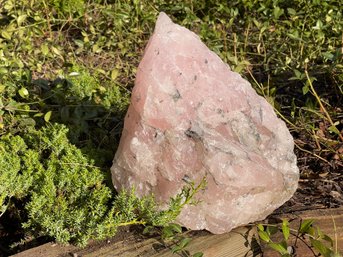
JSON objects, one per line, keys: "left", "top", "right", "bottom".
{"left": 294, "top": 141, "right": 332, "bottom": 165}
{"left": 118, "top": 220, "right": 146, "bottom": 227}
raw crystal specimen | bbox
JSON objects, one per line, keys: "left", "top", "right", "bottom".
{"left": 111, "top": 12, "right": 299, "bottom": 233}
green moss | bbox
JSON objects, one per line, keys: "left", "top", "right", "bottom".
{"left": 0, "top": 124, "right": 112, "bottom": 245}
{"left": 65, "top": 65, "right": 129, "bottom": 110}
{"left": 0, "top": 123, "right": 205, "bottom": 246}
{"left": 0, "top": 134, "right": 37, "bottom": 216}
{"left": 52, "top": 0, "right": 85, "bottom": 17}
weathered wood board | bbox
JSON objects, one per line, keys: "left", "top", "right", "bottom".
{"left": 11, "top": 207, "right": 343, "bottom": 257}
{"left": 11, "top": 227, "right": 261, "bottom": 257}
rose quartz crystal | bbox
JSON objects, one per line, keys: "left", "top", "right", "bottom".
{"left": 111, "top": 12, "right": 299, "bottom": 233}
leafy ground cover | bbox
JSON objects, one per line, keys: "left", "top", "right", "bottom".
{"left": 0, "top": 0, "right": 342, "bottom": 255}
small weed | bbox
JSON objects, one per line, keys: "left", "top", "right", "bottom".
{"left": 143, "top": 178, "right": 206, "bottom": 256}
{"left": 258, "top": 218, "right": 342, "bottom": 257}
{"left": 144, "top": 223, "right": 204, "bottom": 257}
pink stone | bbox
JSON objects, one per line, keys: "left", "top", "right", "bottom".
{"left": 111, "top": 12, "right": 299, "bottom": 233}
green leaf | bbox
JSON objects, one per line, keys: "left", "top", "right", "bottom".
{"left": 0, "top": 85, "right": 5, "bottom": 93}
{"left": 273, "top": 6, "right": 284, "bottom": 19}
{"left": 280, "top": 240, "right": 288, "bottom": 251}
{"left": 252, "top": 18, "right": 261, "bottom": 28}
{"left": 171, "top": 245, "right": 182, "bottom": 253}
{"left": 142, "top": 226, "right": 153, "bottom": 235}
{"left": 299, "top": 219, "right": 314, "bottom": 234}
{"left": 321, "top": 234, "right": 334, "bottom": 246}
{"left": 316, "top": 226, "right": 334, "bottom": 247}
{"left": 193, "top": 252, "right": 204, "bottom": 257}
{"left": 266, "top": 225, "right": 278, "bottom": 235}
{"left": 92, "top": 44, "right": 101, "bottom": 53}
{"left": 168, "top": 223, "right": 182, "bottom": 233}
{"left": 313, "top": 20, "right": 323, "bottom": 30}
{"left": 74, "top": 39, "right": 84, "bottom": 47}
{"left": 310, "top": 238, "right": 334, "bottom": 257}
{"left": 44, "top": 111, "right": 52, "bottom": 122}
{"left": 34, "top": 113, "right": 44, "bottom": 117}
{"left": 287, "top": 8, "right": 296, "bottom": 15}
{"left": 17, "top": 14, "right": 27, "bottom": 26}
{"left": 18, "top": 87, "right": 29, "bottom": 98}
{"left": 179, "top": 237, "right": 192, "bottom": 248}
{"left": 307, "top": 226, "right": 316, "bottom": 237}
{"left": 322, "top": 52, "right": 334, "bottom": 61}
{"left": 293, "top": 69, "right": 302, "bottom": 79}
{"left": 282, "top": 219, "right": 290, "bottom": 240}
{"left": 287, "top": 31, "right": 302, "bottom": 41}
{"left": 258, "top": 230, "right": 270, "bottom": 242}
{"left": 328, "top": 125, "right": 340, "bottom": 135}
{"left": 51, "top": 46, "right": 62, "bottom": 57}
{"left": 0, "top": 68, "right": 8, "bottom": 74}
{"left": 268, "top": 242, "right": 288, "bottom": 255}
{"left": 257, "top": 224, "right": 265, "bottom": 231}
{"left": 1, "top": 30, "right": 12, "bottom": 40}
{"left": 111, "top": 69, "right": 119, "bottom": 80}
{"left": 41, "top": 44, "right": 49, "bottom": 56}
{"left": 302, "top": 84, "right": 309, "bottom": 95}
{"left": 96, "top": 68, "right": 106, "bottom": 75}
{"left": 162, "top": 226, "right": 175, "bottom": 239}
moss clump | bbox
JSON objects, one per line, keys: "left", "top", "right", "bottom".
{"left": 20, "top": 124, "right": 113, "bottom": 245}
{"left": 0, "top": 135, "right": 37, "bottom": 216}
{"left": 0, "top": 124, "right": 113, "bottom": 245}
{"left": 0, "top": 123, "right": 205, "bottom": 246}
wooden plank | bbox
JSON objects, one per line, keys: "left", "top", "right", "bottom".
{"left": 11, "top": 226, "right": 261, "bottom": 257}
{"left": 172, "top": 227, "right": 261, "bottom": 257}
{"left": 74, "top": 226, "right": 261, "bottom": 257}
{"left": 10, "top": 242, "right": 78, "bottom": 257}
{"left": 12, "top": 207, "right": 342, "bottom": 257}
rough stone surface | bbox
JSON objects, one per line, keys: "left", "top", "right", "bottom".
{"left": 111, "top": 12, "right": 299, "bottom": 234}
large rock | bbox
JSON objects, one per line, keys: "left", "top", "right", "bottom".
{"left": 111, "top": 12, "right": 299, "bottom": 233}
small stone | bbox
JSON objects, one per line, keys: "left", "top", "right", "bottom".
{"left": 111, "top": 12, "right": 299, "bottom": 234}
